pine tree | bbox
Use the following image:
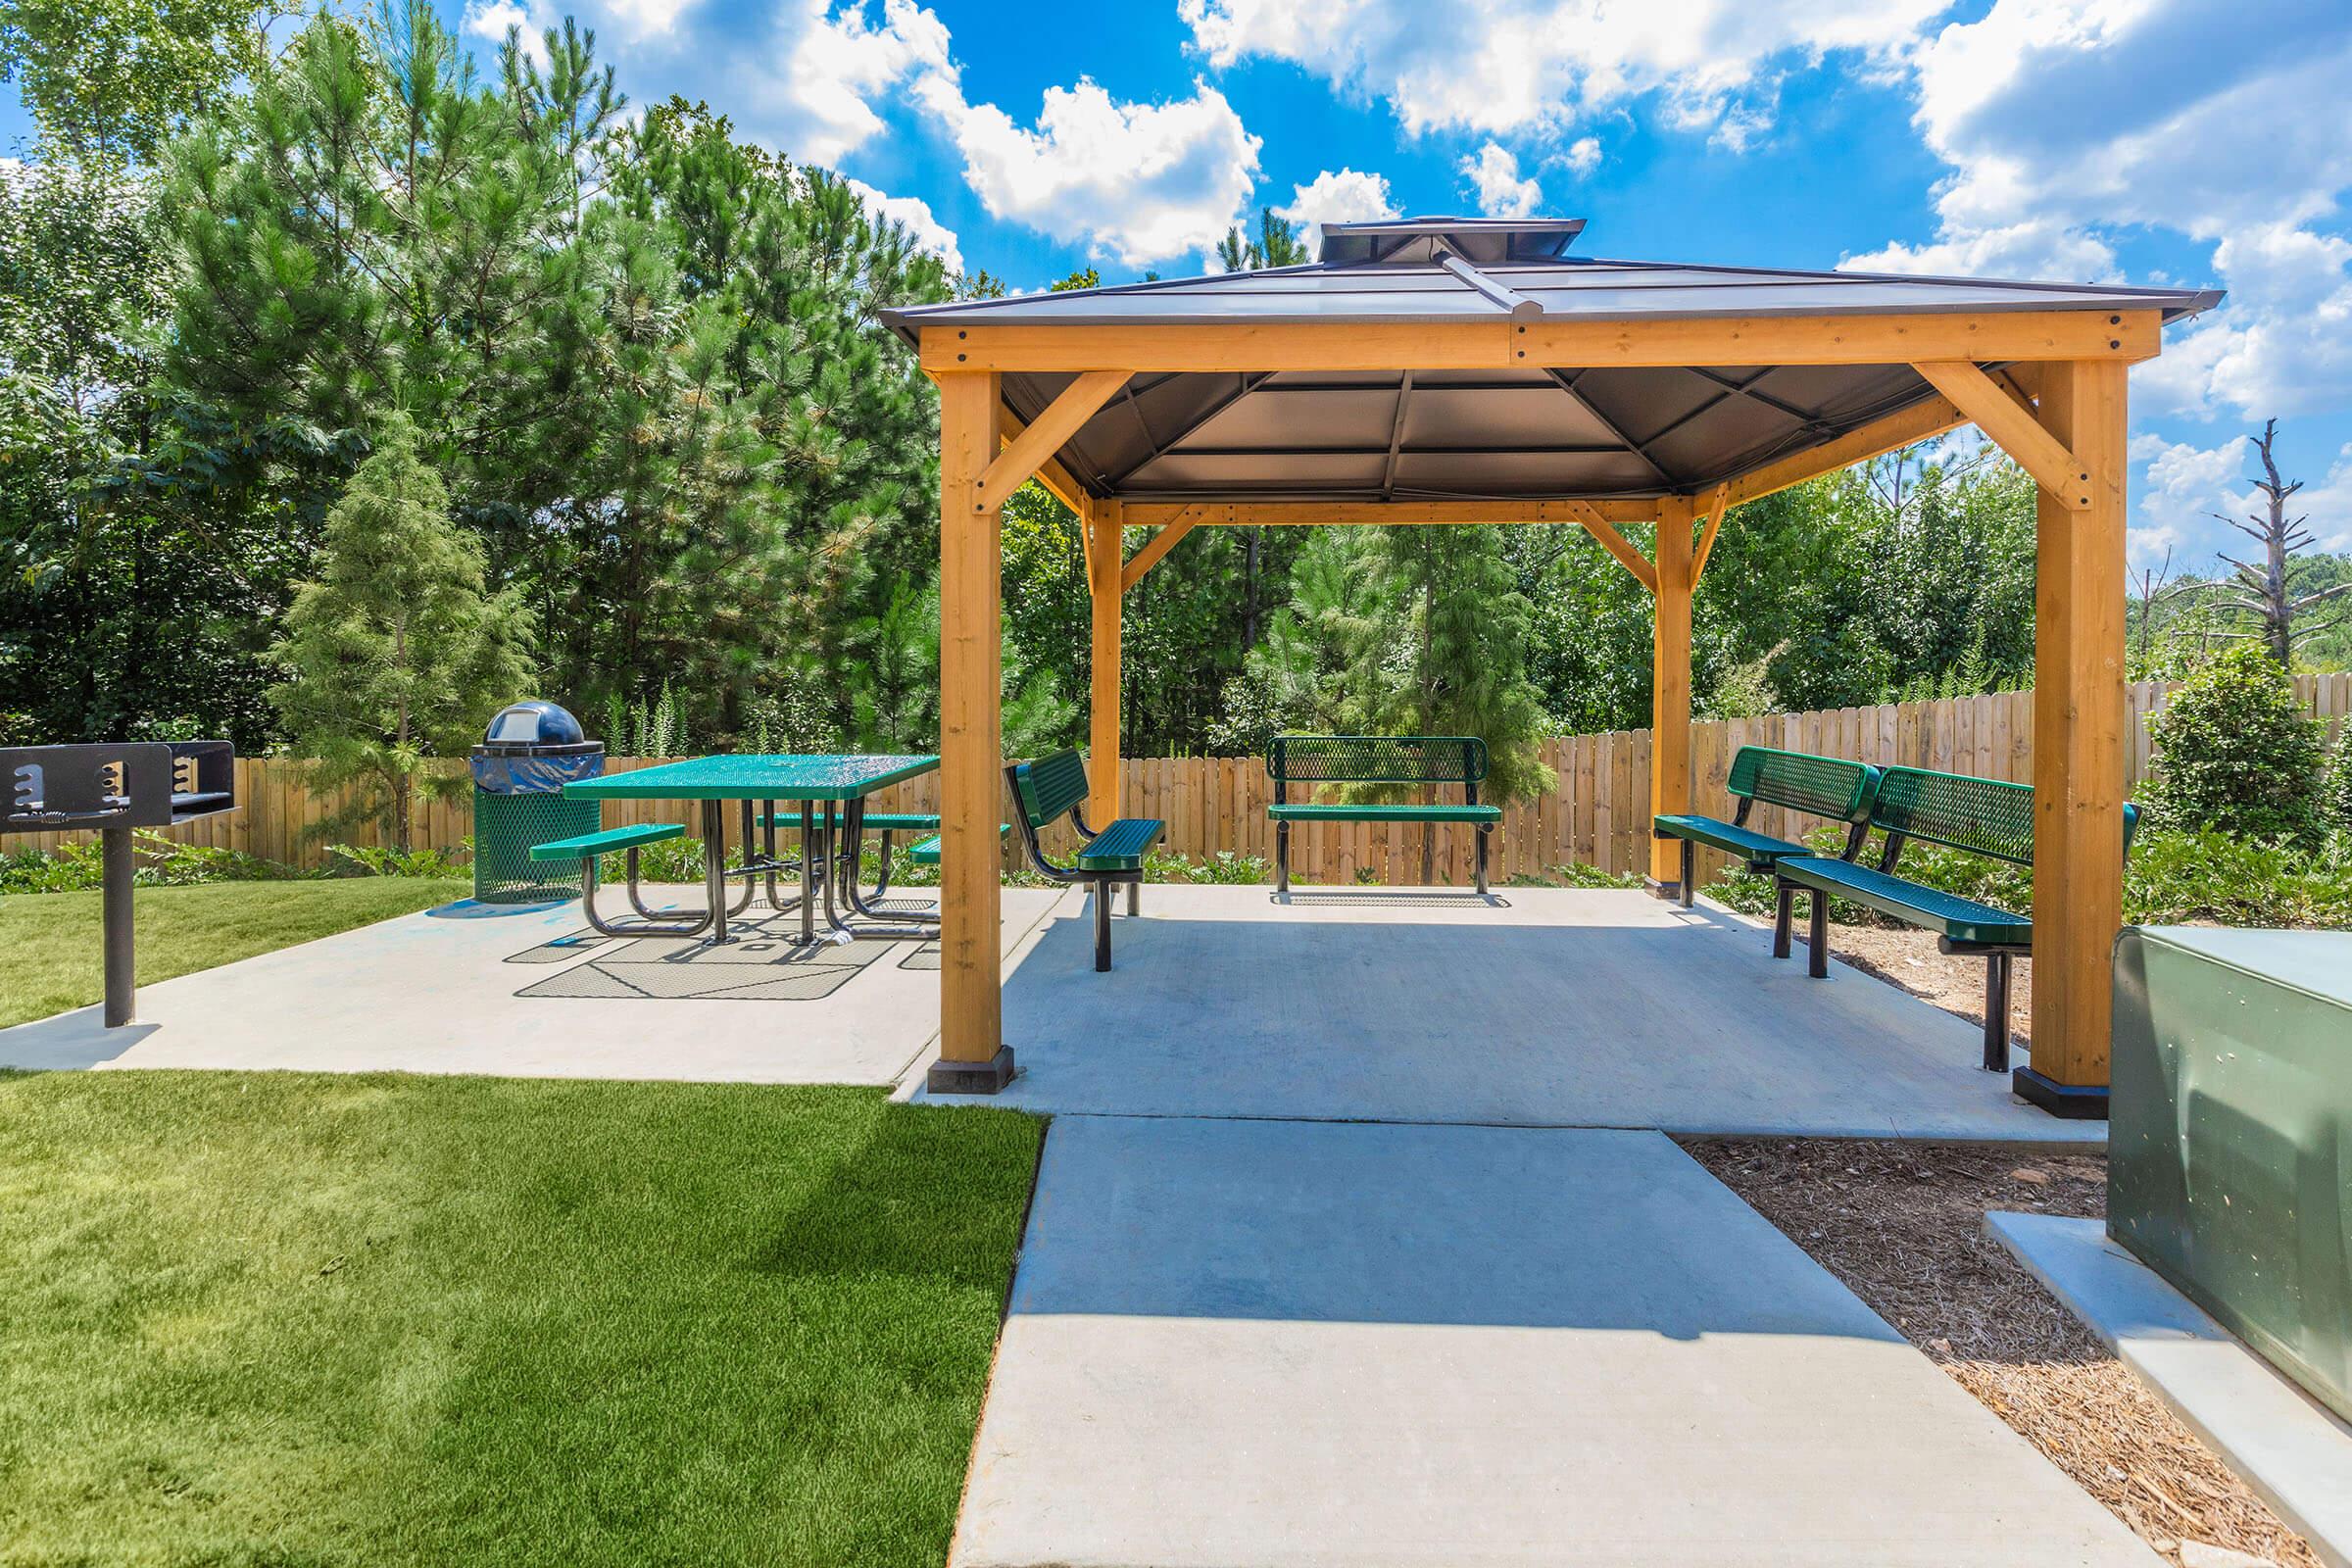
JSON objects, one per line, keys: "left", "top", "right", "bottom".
{"left": 270, "top": 416, "right": 534, "bottom": 849}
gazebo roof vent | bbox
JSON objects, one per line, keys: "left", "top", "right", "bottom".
{"left": 1318, "top": 218, "right": 1588, "bottom": 269}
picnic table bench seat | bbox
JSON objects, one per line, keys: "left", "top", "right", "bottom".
{"left": 1650, "top": 746, "right": 1880, "bottom": 906}
{"left": 1004, "top": 750, "right": 1165, "bottom": 971}
{"left": 1774, "top": 764, "right": 2139, "bottom": 1075}
{"left": 907, "top": 822, "right": 1010, "bottom": 864}
{"left": 527, "top": 821, "right": 686, "bottom": 862}
{"left": 1265, "top": 735, "right": 1499, "bottom": 894}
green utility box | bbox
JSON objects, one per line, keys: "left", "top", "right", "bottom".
{"left": 2110, "top": 926, "right": 2352, "bottom": 1425}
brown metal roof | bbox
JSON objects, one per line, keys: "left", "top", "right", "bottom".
{"left": 882, "top": 220, "right": 2221, "bottom": 507}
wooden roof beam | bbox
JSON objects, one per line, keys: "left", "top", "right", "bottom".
{"left": 922, "top": 310, "right": 2162, "bottom": 373}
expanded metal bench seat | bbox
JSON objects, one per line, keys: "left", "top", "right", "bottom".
{"left": 906, "top": 823, "right": 1009, "bottom": 865}
{"left": 1773, "top": 765, "right": 2139, "bottom": 1073}
{"left": 1005, "top": 750, "right": 1165, "bottom": 970}
{"left": 528, "top": 821, "right": 728, "bottom": 939}
{"left": 1265, "top": 735, "right": 1500, "bottom": 894}
{"left": 1651, "top": 745, "right": 1880, "bottom": 906}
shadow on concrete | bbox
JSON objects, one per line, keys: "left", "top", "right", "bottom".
{"left": 0, "top": 1010, "right": 159, "bottom": 1070}
{"left": 975, "top": 888, "right": 2078, "bottom": 1142}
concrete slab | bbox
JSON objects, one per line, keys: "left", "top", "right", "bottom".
{"left": 1989, "top": 1211, "right": 2352, "bottom": 1568}
{"left": 956, "top": 1116, "right": 2155, "bottom": 1568}
{"left": 0, "top": 887, "right": 1064, "bottom": 1084}
{"left": 909, "top": 885, "right": 2099, "bottom": 1143}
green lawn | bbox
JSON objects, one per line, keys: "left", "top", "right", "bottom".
{"left": 0, "top": 1072, "right": 1041, "bottom": 1566}
{"left": 0, "top": 879, "right": 468, "bottom": 1030}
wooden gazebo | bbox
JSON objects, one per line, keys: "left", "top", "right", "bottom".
{"left": 881, "top": 218, "right": 2218, "bottom": 1111}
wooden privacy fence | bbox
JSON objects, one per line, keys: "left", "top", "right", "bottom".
{"left": 17, "top": 675, "right": 2350, "bottom": 886}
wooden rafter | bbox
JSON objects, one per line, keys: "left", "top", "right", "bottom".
{"left": 1911, "top": 359, "right": 2092, "bottom": 510}
{"left": 979, "top": 369, "right": 1129, "bottom": 514}
{"left": 1721, "top": 393, "right": 1970, "bottom": 510}
{"left": 1119, "top": 508, "right": 1203, "bottom": 591}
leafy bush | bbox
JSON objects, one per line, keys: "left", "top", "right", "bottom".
{"left": 1509, "top": 861, "right": 1645, "bottom": 890}
{"left": 2141, "top": 646, "right": 2328, "bottom": 846}
{"left": 1142, "top": 850, "right": 1270, "bottom": 885}
{"left": 2326, "top": 723, "right": 2352, "bottom": 837}
{"left": 326, "top": 844, "right": 470, "bottom": 879}
{"left": 1, "top": 833, "right": 304, "bottom": 895}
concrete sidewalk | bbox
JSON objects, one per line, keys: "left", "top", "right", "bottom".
{"left": 955, "top": 1116, "right": 2156, "bottom": 1568}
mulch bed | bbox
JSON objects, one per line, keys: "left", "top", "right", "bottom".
{"left": 1682, "top": 1137, "right": 2319, "bottom": 1568}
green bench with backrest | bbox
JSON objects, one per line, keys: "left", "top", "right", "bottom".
{"left": 1005, "top": 750, "right": 1165, "bottom": 971}
{"left": 1774, "top": 765, "right": 2140, "bottom": 1073}
{"left": 1651, "top": 745, "right": 1882, "bottom": 907}
{"left": 1266, "top": 735, "right": 1502, "bottom": 895}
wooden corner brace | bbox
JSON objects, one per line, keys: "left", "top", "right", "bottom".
{"left": 1910, "top": 360, "right": 2093, "bottom": 511}
{"left": 976, "top": 369, "right": 1130, "bottom": 515}
{"left": 1569, "top": 501, "right": 1659, "bottom": 594}
{"left": 1119, "top": 508, "right": 1201, "bottom": 591}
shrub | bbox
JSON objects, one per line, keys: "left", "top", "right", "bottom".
{"left": 325, "top": 844, "right": 470, "bottom": 879}
{"left": 2141, "top": 645, "right": 2328, "bottom": 846}
{"left": 2326, "top": 722, "right": 2352, "bottom": 838}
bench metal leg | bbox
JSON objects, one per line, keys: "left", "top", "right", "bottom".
{"left": 1806, "top": 888, "right": 1830, "bottom": 979}
{"left": 1126, "top": 877, "right": 1139, "bottom": 916}
{"left": 1094, "top": 880, "right": 1112, "bottom": 971}
{"left": 581, "top": 851, "right": 715, "bottom": 939}
{"left": 1773, "top": 880, "right": 1795, "bottom": 959}
{"left": 1275, "top": 820, "right": 1291, "bottom": 894}
{"left": 1680, "top": 838, "right": 1694, "bottom": 908}
{"left": 1476, "top": 825, "right": 1491, "bottom": 896}
{"left": 1983, "top": 954, "right": 2012, "bottom": 1073}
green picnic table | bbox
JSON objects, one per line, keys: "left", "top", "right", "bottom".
{"left": 563, "top": 754, "right": 940, "bottom": 946}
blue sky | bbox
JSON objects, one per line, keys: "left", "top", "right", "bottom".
{"left": 9, "top": 0, "right": 2351, "bottom": 571}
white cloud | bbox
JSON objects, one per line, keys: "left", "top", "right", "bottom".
{"left": 1560, "top": 135, "right": 1601, "bottom": 177}
{"left": 747, "top": 0, "right": 953, "bottom": 168}
{"left": 2135, "top": 223, "right": 2352, "bottom": 419}
{"left": 1843, "top": 219, "right": 2119, "bottom": 282}
{"left": 1869, "top": 0, "right": 2352, "bottom": 421}
{"left": 1273, "top": 167, "right": 1398, "bottom": 254}
{"left": 1460, "top": 140, "right": 1542, "bottom": 218}
{"left": 911, "top": 71, "right": 1261, "bottom": 267}
{"left": 841, "top": 175, "right": 962, "bottom": 275}
{"left": 2130, "top": 431, "right": 2256, "bottom": 564}
{"left": 461, "top": 0, "right": 548, "bottom": 64}
{"left": 1178, "top": 0, "right": 1940, "bottom": 143}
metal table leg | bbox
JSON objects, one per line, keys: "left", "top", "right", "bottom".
{"left": 828, "top": 798, "right": 942, "bottom": 941}
{"left": 799, "top": 800, "right": 818, "bottom": 946}
{"left": 703, "top": 798, "right": 733, "bottom": 945}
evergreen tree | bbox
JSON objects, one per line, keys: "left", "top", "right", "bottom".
{"left": 270, "top": 416, "right": 534, "bottom": 849}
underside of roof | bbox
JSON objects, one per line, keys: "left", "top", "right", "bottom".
{"left": 883, "top": 220, "right": 2221, "bottom": 509}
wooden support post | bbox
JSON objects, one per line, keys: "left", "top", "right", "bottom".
{"left": 1648, "top": 499, "right": 1694, "bottom": 893}
{"left": 1088, "top": 500, "right": 1123, "bottom": 827}
{"left": 931, "top": 369, "right": 1014, "bottom": 1093}
{"left": 2020, "top": 358, "right": 2129, "bottom": 1116}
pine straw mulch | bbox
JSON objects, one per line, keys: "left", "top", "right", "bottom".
{"left": 1680, "top": 1138, "right": 2319, "bottom": 1568}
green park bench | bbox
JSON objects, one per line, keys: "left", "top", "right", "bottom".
{"left": 1773, "top": 765, "right": 2140, "bottom": 1073}
{"left": 1650, "top": 745, "right": 1881, "bottom": 908}
{"left": 1005, "top": 750, "right": 1166, "bottom": 972}
{"left": 1265, "top": 735, "right": 1502, "bottom": 895}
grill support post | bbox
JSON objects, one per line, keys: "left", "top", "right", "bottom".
{"left": 102, "top": 826, "right": 135, "bottom": 1027}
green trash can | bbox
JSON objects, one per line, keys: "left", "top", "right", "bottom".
{"left": 2110, "top": 926, "right": 2352, "bottom": 1425}
{"left": 469, "top": 701, "right": 605, "bottom": 905}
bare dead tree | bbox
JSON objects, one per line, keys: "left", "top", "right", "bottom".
{"left": 2211, "top": 418, "right": 2352, "bottom": 662}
